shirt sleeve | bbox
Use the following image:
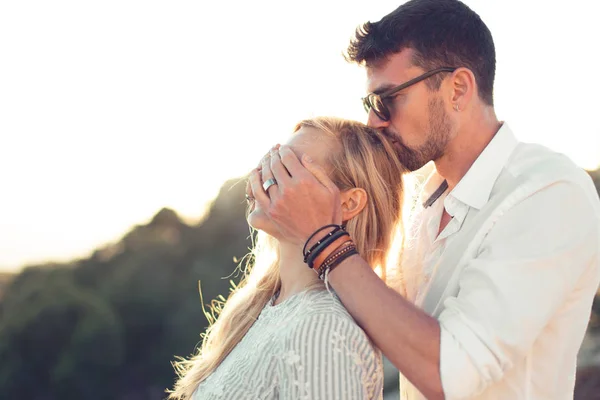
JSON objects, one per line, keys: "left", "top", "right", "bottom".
{"left": 277, "top": 312, "right": 382, "bottom": 400}
{"left": 438, "top": 181, "right": 600, "bottom": 399}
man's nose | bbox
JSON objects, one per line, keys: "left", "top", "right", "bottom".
{"left": 367, "top": 111, "right": 391, "bottom": 130}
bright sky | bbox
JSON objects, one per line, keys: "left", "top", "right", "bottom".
{"left": 1, "top": 0, "right": 599, "bottom": 271}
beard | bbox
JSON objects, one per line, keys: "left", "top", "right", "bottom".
{"left": 385, "top": 96, "right": 453, "bottom": 172}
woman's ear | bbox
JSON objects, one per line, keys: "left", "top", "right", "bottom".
{"left": 340, "top": 188, "right": 368, "bottom": 223}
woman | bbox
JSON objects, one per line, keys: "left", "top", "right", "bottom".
{"left": 169, "top": 117, "right": 408, "bottom": 399}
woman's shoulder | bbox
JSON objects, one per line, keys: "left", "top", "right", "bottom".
{"left": 282, "top": 289, "right": 375, "bottom": 347}
{"left": 295, "top": 288, "right": 355, "bottom": 320}
{"left": 275, "top": 289, "right": 384, "bottom": 398}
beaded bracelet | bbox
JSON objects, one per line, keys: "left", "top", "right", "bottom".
{"left": 317, "top": 240, "right": 354, "bottom": 270}
{"left": 318, "top": 248, "right": 358, "bottom": 280}
{"left": 316, "top": 242, "right": 356, "bottom": 279}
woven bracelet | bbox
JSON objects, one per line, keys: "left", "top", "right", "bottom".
{"left": 317, "top": 243, "right": 356, "bottom": 279}
{"left": 319, "top": 248, "right": 358, "bottom": 280}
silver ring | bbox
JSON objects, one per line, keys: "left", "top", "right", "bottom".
{"left": 262, "top": 178, "right": 277, "bottom": 192}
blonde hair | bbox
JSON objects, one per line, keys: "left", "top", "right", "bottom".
{"left": 168, "top": 117, "right": 408, "bottom": 399}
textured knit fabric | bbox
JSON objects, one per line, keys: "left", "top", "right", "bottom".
{"left": 192, "top": 288, "right": 383, "bottom": 400}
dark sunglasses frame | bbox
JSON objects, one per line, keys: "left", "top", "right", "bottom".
{"left": 362, "top": 67, "right": 457, "bottom": 121}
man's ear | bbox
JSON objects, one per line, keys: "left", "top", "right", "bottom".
{"left": 340, "top": 188, "right": 368, "bottom": 223}
{"left": 449, "top": 67, "right": 475, "bottom": 110}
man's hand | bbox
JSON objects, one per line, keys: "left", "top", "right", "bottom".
{"left": 248, "top": 145, "right": 342, "bottom": 246}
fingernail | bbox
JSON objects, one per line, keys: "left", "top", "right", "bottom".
{"left": 303, "top": 154, "right": 312, "bottom": 163}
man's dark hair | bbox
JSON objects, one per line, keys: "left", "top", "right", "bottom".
{"left": 346, "top": 0, "right": 496, "bottom": 105}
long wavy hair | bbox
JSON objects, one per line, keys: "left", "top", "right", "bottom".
{"left": 168, "top": 116, "right": 408, "bottom": 399}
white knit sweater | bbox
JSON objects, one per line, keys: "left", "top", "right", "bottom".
{"left": 192, "top": 288, "right": 384, "bottom": 400}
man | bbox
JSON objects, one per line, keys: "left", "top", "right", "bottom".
{"left": 249, "top": 0, "right": 600, "bottom": 398}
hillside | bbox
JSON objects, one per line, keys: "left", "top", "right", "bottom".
{"left": 0, "top": 272, "right": 14, "bottom": 299}
{"left": 0, "top": 179, "right": 251, "bottom": 400}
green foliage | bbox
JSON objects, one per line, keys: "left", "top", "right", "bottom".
{"left": 0, "top": 271, "right": 124, "bottom": 399}
{"left": 0, "top": 179, "right": 251, "bottom": 399}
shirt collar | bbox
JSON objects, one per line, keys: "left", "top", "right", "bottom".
{"left": 451, "top": 123, "right": 518, "bottom": 209}
{"left": 419, "top": 165, "right": 446, "bottom": 208}
{"left": 422, "top": 123, "right": 519, "bottom": 210}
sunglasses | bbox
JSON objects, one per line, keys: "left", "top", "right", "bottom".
{"left": 362, "top": 67, "right": 457, "bottom": 122}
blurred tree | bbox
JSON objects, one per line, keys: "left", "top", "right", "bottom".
{"left": 0, "top": 272, "right": 123, "bottom": 399}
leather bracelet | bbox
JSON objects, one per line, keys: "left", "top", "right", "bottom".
{"left": 309, "top": 233, "right": 351, "bottom": 270}
{"left": 302, "top": 224, "right": 343, "bottom": 259}
{"left": 305, "top": 229, "right": 349, "bottom": 267}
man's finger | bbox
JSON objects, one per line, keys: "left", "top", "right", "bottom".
{"left": 248, "top": 168, "right": 270, "bottom": 209}
{"left": 270, "top": 149, "right": 291, "bottom": 187}
{"left": 261, "top": 155, "right": 279, "bottom": 198}
{"left": 301, "top": 153, "right": 338, "bottom": 192}
{"left": 279, "top": 146, "right": 310, "bottom": 178}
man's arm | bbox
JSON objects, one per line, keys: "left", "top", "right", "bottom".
{"left": 327, "top": 255, "right": 445, "bottom": 399}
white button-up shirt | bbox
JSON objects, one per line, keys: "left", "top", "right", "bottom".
{"left": 398, "top": 123, "right": 600, "bottom": 399}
